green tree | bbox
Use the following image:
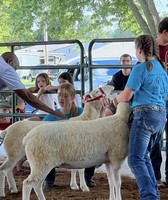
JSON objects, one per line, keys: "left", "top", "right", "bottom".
{"left": 0, "top": 0, "right": 167, "bottom": 43}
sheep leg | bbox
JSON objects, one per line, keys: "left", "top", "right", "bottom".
{"left": 70, "top": 169, "right": 79, "bottom": 190}
{"left": 112, "top": 168, "right": 121, "bottom": 200}
{"left": 22, "top": 177, "right": 34, "bottom": 200}
{"left": 13, "top": 156, "right": 27, "bottom": 174}
{"left": 0, "top": 169, "right": 6, "bottom": 197}
{"left": 23, "top": 175, "right": 46, "bottom": 200}
{"left": 78, "top": 169, "right": 90, "bottom": 192}
{"left": 0, "top": 158, "right": 20, "bottom": 196}
{"left": 105, "top": 163, "right": 116, "bottom": 200}
{"left": 22, "top": 162, "right": 54, "bottom": 200}
{"left": 6, "top": 169, "right": 18, "bottom": 193}
{"left": 34, "top": 181, "right": 46, "bottom": 200}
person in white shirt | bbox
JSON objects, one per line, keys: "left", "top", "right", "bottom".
{"left": 0, "top": 52, "right": 65, "bottom": 119}
{"left": 27, "top": 73, "right": 55, "bottom": 120}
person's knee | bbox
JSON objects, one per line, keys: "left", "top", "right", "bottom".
{"left": 128, "top": 154, "right": 137, "bottom": 170}
{"left": 128, "top": 154, "right": 133, "bottom": 169}
{"left": 104, "top": 108, "right": 113, "bottom": 116}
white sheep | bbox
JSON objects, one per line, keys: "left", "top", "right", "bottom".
{"left": 22, "top": 102, "right": 132, "bottom": 200}
{"left": 0, "top": 85, "right": 114, "bottom": 197}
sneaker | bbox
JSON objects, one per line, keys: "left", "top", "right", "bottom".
{"left": 43, "top": 181, "right": 55, "bottom": 189}
{"left": 86, "top": 180, "right": 96, "bottom": 188}
{"left": 162, "top": 181, "right": 168, "bottom": 187}
{"left": 0, "top": 137, "right": 4, "bottom": 146}
{"left": 157, "top": 180, "right": 165, "bottom": 188}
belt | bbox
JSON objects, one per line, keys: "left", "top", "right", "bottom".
{"left": 133, "top": 106, "right": 165, "bottom": 112}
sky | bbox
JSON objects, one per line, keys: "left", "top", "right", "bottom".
{"left": 156, "top": 0, "right": 168, "bottom": 14}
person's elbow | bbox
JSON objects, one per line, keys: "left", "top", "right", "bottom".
{"left": 15, "top": 89, "right": 34, "bottom": 103}
{"left": 120, "top": 87, "right": 133, "bottom": 102}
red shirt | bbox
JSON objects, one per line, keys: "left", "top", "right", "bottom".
{"left": 159, "top": 44, "right": 168, "bottom": 66}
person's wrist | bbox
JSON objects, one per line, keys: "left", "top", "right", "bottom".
{"left": 109, "top": 101, "right": 116, "bottom": 114}
{"left": 113, "top": 97, "right": 118, "bottom": 107}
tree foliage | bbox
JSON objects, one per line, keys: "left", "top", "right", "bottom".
{"left": 0, "top": 0, "right": 167, "bottom": 43}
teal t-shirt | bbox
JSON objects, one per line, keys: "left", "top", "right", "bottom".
{"left": 43, "top": 107, "right": 83, "bottom": 121}
{"left": 126, "top": 60, "right": 168, "bottom": 108}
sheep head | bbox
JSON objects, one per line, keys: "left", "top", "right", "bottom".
{"left": 81, "top": 85, "right": 115, "bottom": 118}
{"left": 83, "top": 85, "right": 115, "bottom": 103}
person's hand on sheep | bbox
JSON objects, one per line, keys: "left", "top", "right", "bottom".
{"left": 101, "top": 96, "right": 111, "bottom": 108}
{"left": 99, "top": 97, "right": 112, "bottom": 117}
{"left": 101, "top": 92, "right": 118, "bottom": 117}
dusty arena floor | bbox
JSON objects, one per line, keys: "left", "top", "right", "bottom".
{"left": 2, "top": 167, "right": 168, "bottom": 200}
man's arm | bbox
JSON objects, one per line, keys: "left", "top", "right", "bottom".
{"left": 27, "top": 86, "right": 38, "bottom": 93}
{"left": 15, "top": 89, "right": 66, "bottom": 119}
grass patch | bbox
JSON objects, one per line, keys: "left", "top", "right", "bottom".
{"left": 21, "top": 79, "right": 54, "bottom": 88}
{"left": 21, "top": 79, "right": 35, "bottom": 88}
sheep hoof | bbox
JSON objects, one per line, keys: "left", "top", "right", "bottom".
{"left": 70, "top": 184, "right": 79, "bottom": 190}
{"left": 0, "top": 193, "right": 6, "bottom": 197}
{"left": 80, "top": 186, "right": 90, "bottom": 192}
{"left": 11, "top": 189, "right": 18, "bottom": 194}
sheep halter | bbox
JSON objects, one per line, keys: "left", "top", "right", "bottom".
{"left": 85, "top": 87, "right": 106, "bottom": 102}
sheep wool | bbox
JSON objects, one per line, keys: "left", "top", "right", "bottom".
{"left": 0, "top": 85, "right": 114, "bottom": 197}
{"left": 22, "top": 102, "right": 132, "bottom": 200}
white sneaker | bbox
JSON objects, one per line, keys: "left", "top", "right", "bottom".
{"left": 0, "top": 137, "right": 4, "bottom": 146}
{"left": 157, "top": 180, "right": 165, "bottom": 188}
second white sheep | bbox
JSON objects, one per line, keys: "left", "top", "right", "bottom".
{"left": 0, "top": 85, "right": 114, "bottom": 197}
{"left": 22, "top": 102, "right": 132, "bottom": 200}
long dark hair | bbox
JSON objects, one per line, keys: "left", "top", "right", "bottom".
{"left": 158, "top": 17, "right": 168, "bottom": 33}
{"left": 135, "top": 35, "right": 166, "bottom": 71}
{"left": 58, "top": 72, "right": 74, "bottom": 85}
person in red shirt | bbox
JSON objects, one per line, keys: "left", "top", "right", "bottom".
{"left": 150, "top": 17, "right": 168, "bottom": 188}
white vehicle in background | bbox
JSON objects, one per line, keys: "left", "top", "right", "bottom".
{"left": 16, "top": 51, "right": 40, "bottom": 82}
{"left": 15, "top": 47, "right": 66, "bottom": 82}
{"left": 56, "top": 56, "right": 137, "bottom": 91}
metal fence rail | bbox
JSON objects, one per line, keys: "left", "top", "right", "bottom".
{"left": 0, "top": 38, "right": 166, "bottom": 151}
{"left": 0, "top": 40, "right": 85, "bottom": 123}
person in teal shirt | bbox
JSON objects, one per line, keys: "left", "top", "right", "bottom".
{"left": 113, "top": 35, "right": 168, "bottom": 199}
{"left": 43, "top": 83, "right": 83, "bottom": 188}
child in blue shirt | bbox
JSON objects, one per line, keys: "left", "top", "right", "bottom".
{"left": 113, "top": 35, "right": 168, "bottom": 200}
{"left": 43, "top": 83, "right": 83, "bottom": 188}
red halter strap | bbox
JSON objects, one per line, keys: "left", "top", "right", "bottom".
{"left": 85, "top": 87, "right": 106, "bottom": 102}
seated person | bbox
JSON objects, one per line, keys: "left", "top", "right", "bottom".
{"left": 105, "top": 53, "right": 132, "bottom": 116}
{"left": 0, "top": 88, "right": 25, "bottom": 130}
{"left": 43, "top": 83, "right": 83, "bottom": 188}
{"left": 27, "top": 73, "right": 55, "bottom": 121}
{"left": 51, "top": 72, "right": 81, "bottom": 107}
{"left": 85, "top": 54, "right": 132, "bottom": 188}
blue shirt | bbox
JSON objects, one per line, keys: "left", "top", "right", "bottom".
{"left": 43, "top": 107, "right": 83, "bottom": 121}
{"left": 126, "top": 60, "right": 168, "bottom": 108}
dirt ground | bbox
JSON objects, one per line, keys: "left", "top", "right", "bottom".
{"left": 2, "top": 167, "right": 168, "bottom": 200}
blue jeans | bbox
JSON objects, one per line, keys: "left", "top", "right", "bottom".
{"left": 45, "top": 168, "right": 55, "bottom": 184}
{"left": 128, "top": 109, "right": 166, "bottom": 200}
{"left": 165, "top": 123, "right": 168, "bottom": 182}
{"left": 150, "top": 136, "right": 162, "bottom": 181}
{"left": 150, "top": 101, "right": 168, "bottom": 182}
{"left": 165, "top": 101, "right": 168, "bottom": 183}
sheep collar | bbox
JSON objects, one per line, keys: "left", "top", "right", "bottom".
{"left": 85, "top": 87, "right": 106, "bottom": 102}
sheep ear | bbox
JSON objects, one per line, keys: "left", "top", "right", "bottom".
{"left": 83, "top": 94, "right": 92, "bottom": 102}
